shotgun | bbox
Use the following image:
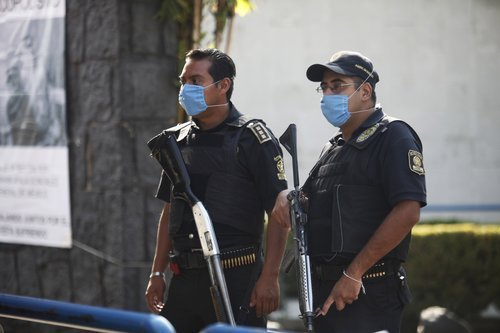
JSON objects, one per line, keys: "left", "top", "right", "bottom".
{"left": 147, "top": 131, "right": 235, "bottom": 326}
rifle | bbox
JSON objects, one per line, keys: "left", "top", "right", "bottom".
{"left": 279, "top": 124, "right": 314, "bottom": 332}
{"left": 147, "top": 131, "right": 236, "bottom": 326}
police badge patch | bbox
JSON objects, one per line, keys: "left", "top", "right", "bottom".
{"left": 356, "top": 124, "right": 380, "bottom": 143}
{"left": 274, "top": 155, "right": 287, "bottom": 180}
{"left": 408, "top": 150, "right": 425, "bottom": 175}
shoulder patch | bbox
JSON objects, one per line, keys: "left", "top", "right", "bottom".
{"left": 248, "top": 122, "right": 272, "bottom": 144}
{"left": 356, "top": 123, "right": 380, "bottom": 143}
{"left": 408, "top": 150, "right": 425, "bottom": 175}
{"left": 274, "top": 155, "right": 287, "bottom": 180}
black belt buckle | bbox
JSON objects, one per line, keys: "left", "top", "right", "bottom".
{"left": 186, "top": 250, "right": 205, "bottom": 268}
{"left": 172, "top": 250, "right": 206, "bottom": 270}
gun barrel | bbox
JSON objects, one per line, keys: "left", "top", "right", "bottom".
{"left": 208, "top": 255, "right": 236, "bottom": 326}
{"left": 193, "top": 203, "right": 236, "bottom": 326}
{"left": 291, "top": 202, "right": 314, "bottom": 318}
{"left": 298, "top": 254, "right": 314, "bottom": 313}
{"left": 280, "top": 124, "right": 315, "bottom": 332}
{"left": 303, "top": 313, "right": 315, "bottom": 332}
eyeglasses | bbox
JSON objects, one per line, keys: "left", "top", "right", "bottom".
{"left": 316, "top": 81, "right": 359, "bottom": 94}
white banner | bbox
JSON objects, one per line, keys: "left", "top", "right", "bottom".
{"left": 0, "top": 0, "right": 71, "bottom": 248}
{"left": 0, "top": 147, "right": 71, "bottom": 247}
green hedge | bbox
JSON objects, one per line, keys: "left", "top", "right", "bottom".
{"left": 278, "top": 222, "right": 500, "bottom": 332}
{"left": 403, "top": 223, "right": 500, "bottom": 332}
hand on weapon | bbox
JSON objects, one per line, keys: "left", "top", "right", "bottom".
{"left": 316, "top": 273, "right": 362, "bottom": 315}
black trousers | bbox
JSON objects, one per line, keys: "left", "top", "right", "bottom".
{"left": 312, "top": 267, "right": 412, "bottom": 333}
{"left": 160, "top": 262, "right": 265, "bottom": 333}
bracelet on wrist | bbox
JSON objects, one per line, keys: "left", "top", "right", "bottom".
{"left": 342, "top": 269, "right": 366, "bottom": 295}
{"left": 149, "top": 271, "right": 165, "bottom": 279}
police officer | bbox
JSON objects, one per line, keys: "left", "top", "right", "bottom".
{"left": 145, "top": 48, "right": 289, "bottom": 333}
{"left": 272, "top": 51, "right": 427, "bottom": 333}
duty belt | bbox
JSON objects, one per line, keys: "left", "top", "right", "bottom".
{"left": 169, "top": 244, "right": 259, "bottom": 272}
{"left": 314, "top": 259, "right": 401, "bottom": 282}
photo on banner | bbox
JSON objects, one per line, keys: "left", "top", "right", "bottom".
{"left": 0, "top": 0, "right": 72, "bottom": 248}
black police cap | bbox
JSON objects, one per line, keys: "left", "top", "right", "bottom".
{"left": 306, "top": 51, "right": 380, "bottom": 86}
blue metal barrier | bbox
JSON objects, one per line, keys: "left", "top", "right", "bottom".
{"left": 201, "top": 323, "right": 266, "bottom": 332}
{"left": 201, "top": 323, "right": 287, "bottom": 333}
{"left": 0, "top": 293, "right": 175, "bottom": 332}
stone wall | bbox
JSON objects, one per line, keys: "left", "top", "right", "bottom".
{"left": 0, "top": 0, "right": 178, "bottom": 331}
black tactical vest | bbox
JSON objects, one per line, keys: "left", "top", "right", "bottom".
{"left": 167, "top": 116, "right": 265, "bottom": 242}
{"left": 304, "top": 115, "right": 420, "bottom": 261}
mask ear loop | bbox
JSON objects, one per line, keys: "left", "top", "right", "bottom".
{"left": 203, "top": 79, "right": 222, "bottom": 89}
{"left": 347, "top": 67, "right": 375, "bottom": 100}
{"left": 347, "top": 68, "right": 376, "bottom": 114}
{"left": 204, "top": 79, "right": 229, "bottom": 108}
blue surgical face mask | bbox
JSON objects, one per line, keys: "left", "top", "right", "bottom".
{"left": 320, "top": 94, "right": 351, "bottom": 127}
{"left": 178, "top": 80, "right": 227, "bottom": 116}
{"left": 320, "top": 70, "right": 375, "bottom": 128}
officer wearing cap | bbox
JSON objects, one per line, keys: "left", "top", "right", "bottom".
{"left": 272, "top": 51, "right": 427, "bottom": 332}
{"left": 145, "top": 48, "right": 289, "bottom": 332}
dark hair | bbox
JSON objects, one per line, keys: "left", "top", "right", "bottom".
{"left": 186, "top": 48, "right": 236, "bottom": 100}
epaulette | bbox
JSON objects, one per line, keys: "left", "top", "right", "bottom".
{"left": 246, "top": 120, "right": 272, "bottom": 144}
{"left": 227, "top": 114, "right": 253, "bottom": 127}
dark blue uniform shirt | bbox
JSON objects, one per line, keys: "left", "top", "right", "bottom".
{"left": 304, "top": 107, "right": 426, "bottom": 260}
{"left": 155, "top": 104, "right": 287, "bottom": 249}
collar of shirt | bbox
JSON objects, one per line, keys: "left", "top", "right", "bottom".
{"left": 192, "top": 102, "right": 243, "bottom": 133}
{"left": 225, "top": 102, "right": 244, "bottom": 126}
{"left": 358, "top": 104, "right": 385, "bottom": 128}
{"left": 330, "top": 104, "right": 384, "bottom": 145}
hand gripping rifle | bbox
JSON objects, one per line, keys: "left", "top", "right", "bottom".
{"left": 147, "top": 131, "right": 236, "bottom": 326}
{"left": 279, "top": 124, "right": 314, "bottom": 332}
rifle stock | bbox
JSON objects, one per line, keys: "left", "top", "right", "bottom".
{"left": 279, "top": 124, "right": 314, "bottom": 332}
{"left": 147, "top": 132, "right": 235, "bottom": 326}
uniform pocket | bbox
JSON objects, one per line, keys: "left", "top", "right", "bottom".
{"left": 317, "top": 162, "right": 348, "bottom": 177}
{"left": 364, "top": 276, "right": 406, "bottom": 313}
